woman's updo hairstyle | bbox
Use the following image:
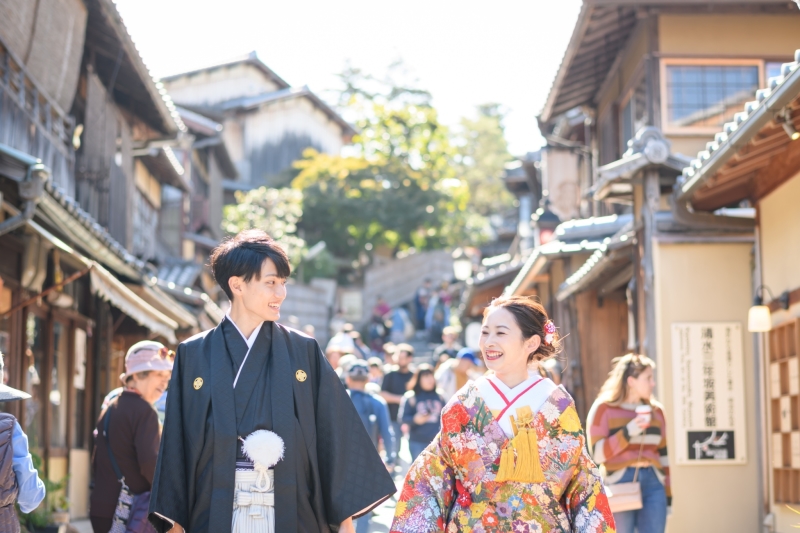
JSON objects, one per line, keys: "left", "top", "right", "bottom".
{"left": 483, "top": 296, "right": 562, "bottom": 362}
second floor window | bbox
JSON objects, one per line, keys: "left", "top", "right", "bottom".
{"left": 662, "top": 59, "right": 760, "bottom": 132}
{"left": 620, "top": 75, "right": 647, "bottom": 153}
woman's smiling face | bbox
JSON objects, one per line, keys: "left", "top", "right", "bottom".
{"left": 479, "top": 307, "right": 541, "bottom": 376}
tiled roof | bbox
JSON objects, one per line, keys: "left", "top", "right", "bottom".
{"left": 156, "top": 261, "right": 203, "bottom": 288}
{"left": 556, "top": 223, "right": 636, "bottom": 301}
{"left": 216, "top": 86, "right": 356, "bottom": 137}
{"left": 161, "top": 51, "right": 291, "bottom": 90}
{"left": 470, "top": 256, "right": 526, "bottom": 286}
{"left": 176, "top": 106, "right": 223, "bottom": 137}
{"left": 41, "top": 180, "right": 146, "bottom": 275}
{"left": 677, "top": 49, "right": 800, "bottom": 201}
{"left": 95, "top": 0, "right": 186, "bottom": 134}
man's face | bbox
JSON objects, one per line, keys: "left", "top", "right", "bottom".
{"left": 396, "top": 351, "right": 412, "bottom": 369}
{"left": 442, "top": 332, "right": 456, "bottom": 344}
{"left": 230, "top": 258, "right": 287, "bottom": 322}
{"left": 327, "top": 350, "right": 342, "bottom": 369}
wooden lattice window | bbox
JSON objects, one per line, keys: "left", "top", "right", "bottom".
{"left": 770, "top": 319, "right": 800, "bottom": 503}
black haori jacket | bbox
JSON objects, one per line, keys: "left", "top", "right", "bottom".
{"left": 148, "top": 321, "right": 395, "bottom": 532}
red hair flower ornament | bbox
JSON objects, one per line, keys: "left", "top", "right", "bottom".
{"left": 543, "top": 320, "right": 556, "bottom": 345}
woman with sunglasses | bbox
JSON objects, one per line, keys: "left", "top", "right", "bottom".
{"left": 586, "top": 354, "right": 670, "bottom": 533}
{"left": 90, "top": 341, "right": 173, "bottom": 533}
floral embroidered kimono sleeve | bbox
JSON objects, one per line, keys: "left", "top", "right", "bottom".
{"left": 393, "top": 432, "right": 456, "bottom": 533}
{"left": 561, "top": 428, "right": 614, "bottom": 532}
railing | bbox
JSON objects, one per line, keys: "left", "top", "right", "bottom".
{"left": 0, "top": 39, "right": 75, "bottom": 194}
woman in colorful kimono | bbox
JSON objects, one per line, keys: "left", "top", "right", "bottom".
{"left": 391, "top": 296, "right": 615, "bottom": 533}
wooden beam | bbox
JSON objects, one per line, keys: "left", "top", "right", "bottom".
{"left": 598, "top": 262, "right": 634, "bottom": 296}
{"left": 754, "top": 140, "right": 800, "bottom": 202}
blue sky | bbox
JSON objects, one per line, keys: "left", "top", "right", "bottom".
{"left": 115, "top": 0, "right": 582, "bottom": 154}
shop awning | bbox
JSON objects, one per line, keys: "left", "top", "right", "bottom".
{"left": 125, "top": 282, "right": 199, "bottom": 331}
{"left": 90, "top": 263, "right": 178, "bottom": 344}
{"left": 26, "top": 219, "right": 179, "bottom": 344}
{"left": 555, "top": 227, "right": 636, "bottom": 302}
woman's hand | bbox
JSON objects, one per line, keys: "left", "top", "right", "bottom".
{"left": 413, "top": 413, "right": 430, "bottom": 425}
{"left": 635, "top": 413, "right": 651, "bottom": 430}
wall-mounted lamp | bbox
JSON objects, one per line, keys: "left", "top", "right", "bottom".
{"left": 781, "top": 107, "right": 800, "bottom": 141}
{"left": 748, "top": 286, "right": 790, "bottom": 332}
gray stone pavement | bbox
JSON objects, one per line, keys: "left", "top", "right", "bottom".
{"left": 362, "top": 438, "right": 412, "bottom": 533}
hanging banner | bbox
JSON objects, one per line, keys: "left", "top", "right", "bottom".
{"left": 670, "top": 322, "right": 747, "bottom": 465}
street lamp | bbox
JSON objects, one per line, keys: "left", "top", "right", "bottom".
{"left": 452, "top": 248, "right": 472, "bottom": 281}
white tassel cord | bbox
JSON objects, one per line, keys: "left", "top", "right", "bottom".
{"left": 241, "top": 430, "right": 285, "bottom": 470}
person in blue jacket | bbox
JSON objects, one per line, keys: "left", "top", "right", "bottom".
{"left": 346, "top": 361, "right": 395, "bottom": 533}
{"left": 0, "top": 352, "right": 46, "bottom": 532}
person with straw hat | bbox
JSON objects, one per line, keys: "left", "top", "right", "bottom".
{"left": 0, "top": 352, "right": 46, "bottom": 533}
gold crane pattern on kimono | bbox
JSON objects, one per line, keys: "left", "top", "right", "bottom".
{"left": 391, "top": 383, "right": 615, "bottom": 533}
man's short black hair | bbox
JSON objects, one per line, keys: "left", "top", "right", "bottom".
{"left": 210, "top": 229, "right": 291, "bottom": 301}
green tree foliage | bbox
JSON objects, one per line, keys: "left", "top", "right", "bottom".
{"left": 293, "top": 63, "right": 490, "bottom": 265}
{"left": 222, "top": 186, "right": 339, "bottom": 280}
{"left": 222, "top": 64, "right": 507, "bottom": 281}
{"left": 454, "top": 103, "right": 515, "bottom": 217}
{"left": 223, "top": 187, "right": 306, "bottom": 265}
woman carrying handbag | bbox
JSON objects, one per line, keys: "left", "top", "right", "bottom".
{"left": 586, "top": 354, "right": 670, "bottom": 533}
{"left": 90, "top": 341, "right": 173, "bottom": 533}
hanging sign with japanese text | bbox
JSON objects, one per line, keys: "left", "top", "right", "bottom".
{"left": 670, "top": 322, "right": 747, "bottom": 465}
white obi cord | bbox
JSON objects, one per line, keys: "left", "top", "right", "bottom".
{"left": 232, "top": 470, "right": 275, "bottom": 533}
{"left": 232, "top": 430, "right": 284, "bottom": 533}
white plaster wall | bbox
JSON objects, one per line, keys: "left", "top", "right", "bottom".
{"left": 541, "top": 148, "right": 581, "bottom": 222}
{"left": 759, "top": 170, "right": 800, "bottom": 298}
{"left": 242, "top": 97, "right": 345, "bottom": 157}
{"left": 653, "top": 241, "right": 759, "bottom": 533}
{"left": 164, "top": 63, "right": 281, "bottom": 107}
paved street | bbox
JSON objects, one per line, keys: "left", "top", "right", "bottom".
{"left": 365, "top": 441, "right": 412, "bottom": 533}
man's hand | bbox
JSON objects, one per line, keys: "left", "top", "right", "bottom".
{"left": 167, "top": 524, "right": 184, "bottom": 533}
{"left": 339, "top": 517, "right": 356, "bottom": 533}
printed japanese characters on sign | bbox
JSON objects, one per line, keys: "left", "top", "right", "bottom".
{"left": 671, "top": 323, "right": 746, "bottom": 465}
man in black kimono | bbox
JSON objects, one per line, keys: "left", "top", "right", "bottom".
{"left": 148, "top": 230, "right": 396, "bottom": 533}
